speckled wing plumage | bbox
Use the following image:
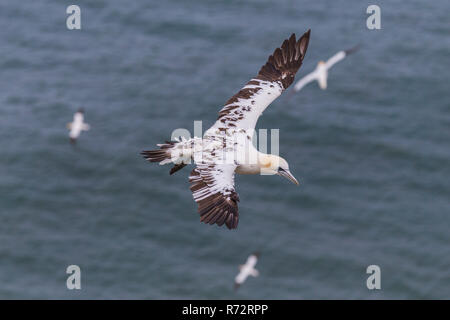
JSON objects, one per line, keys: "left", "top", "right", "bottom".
{"left": 215, "top": 30, "right": 310, "bottom": 130}
{"left": 187, "top": 30, "right": 311, "bottom": 230}
{"left": 189, "top": 164, "right": 239, "bottom": 229}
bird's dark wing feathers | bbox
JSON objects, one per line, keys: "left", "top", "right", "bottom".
{"left": 189, "top": 164, "right": 239, "bottom": 230}
{"left": 255, "top": 30, "right": 311, "bottom": 90}
{"left": 215, "top": 30, "right": 310, "bottom": 130}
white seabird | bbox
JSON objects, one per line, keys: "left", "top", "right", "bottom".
{"left": 292, "top": 46, "right": 359, "bottom": 92}
{"left": 67, "top": 108, "right": 90, "bottom": 143}
{"left": 234, "top": 253, "right": 260, "bottom": 290}
{"left": 142, "top": 30, "right": 310, "bottom": 229}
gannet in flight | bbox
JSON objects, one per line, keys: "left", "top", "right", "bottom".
{"left": 234, "top": 253, "right": 260, "bottom": 290}
{"left": 292, "top": 46, "right": 358, "bottom": 92}
{"left": 67, "top": 109, "right": 90, "bottom": 143}
{"left": 142, "top": 30, "right": 310, "bottom": 229}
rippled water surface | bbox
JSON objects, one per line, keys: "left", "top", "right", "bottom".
{"left": 0, "top": 0, "right": 449, "bottom": 299}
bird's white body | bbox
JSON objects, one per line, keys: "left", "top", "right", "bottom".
{"left": 167, "top": 79, "right": 284, "bottom": 170}
{"left": 235, "top": 254, "right": 259, "bottom": 288}
{"left": 293, "top": 50, "right": 349, "bottom": 92}
{"left": 167, "top": 130, "right": 261, "bottom": 173}
{"left": 67, "top": 111, "right": 90, "bottom": 140}
{"left": 316, "top": 62, "right": 329, "bottom": 89}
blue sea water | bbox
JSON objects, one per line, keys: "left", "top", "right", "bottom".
{"left": 0, "top": 0, "right": 449, "bottom": 299}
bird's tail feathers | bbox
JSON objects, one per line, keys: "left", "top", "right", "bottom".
{"left": 142, "top": 141, "right": 190, "bottom": 175}
{"left": 141, "top": 141, "right": 174, "bottom": 165}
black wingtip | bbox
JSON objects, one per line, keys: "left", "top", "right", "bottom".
{"left": 345, "top": 44, "right": 360, "bottom": 55}
{"left": 301, "top": 29, "right": 311, "bottom": 42}
{"left": 255, "top": 28, "right": 311, "bottom": 90}
{"left": 289, "top": 33, "right": 296, "bottom": 41}
{"left": 300, "top": 29, "right": 311, "bottom": 51}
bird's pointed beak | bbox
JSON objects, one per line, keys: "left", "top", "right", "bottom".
{"left": 277, "top": 168, "right": 299, "bottom": 185}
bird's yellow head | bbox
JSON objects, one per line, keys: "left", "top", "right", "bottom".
{"left": 259, "top": 154, "right": 299, "bottom": 185}
{"left": 318, "top": 60, "right": 326, "bottom": 66}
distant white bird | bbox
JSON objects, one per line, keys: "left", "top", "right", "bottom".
{"left": 234, "top": 253, "right": 260, "bottom": 290}
{"left": 142, "top": 30, "right": 310, "bottom": 229}
{"left": 292, "top": 46, "right": 359, "bottom": 92}
{"left": 67, "top": 108, "right": 90, "bottom": 143}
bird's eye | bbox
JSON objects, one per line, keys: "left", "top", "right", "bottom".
{"left": 278, "top": 167, "right": 286, "bottom": 173}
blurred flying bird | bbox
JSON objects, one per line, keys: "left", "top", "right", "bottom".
{"left": 142, "top": 30, "right": 310, "bottom": 229}
{"left": 67, "top": 109, "right": 90, "bottom": 144}
{"left": 292, "top": 46, "right": 359, "bottom": 92}
{"left": 234, "top": 253, "right": 260, "bottom": 290}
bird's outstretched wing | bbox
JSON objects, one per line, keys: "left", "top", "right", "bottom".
{"left": 325, "top": 51, "right": 346, "bottom": 69}
{"left": 293, "top": 70, "right": 318, "bottom": 92}
{"left": 189, "top": 163, "right": 239, "bottom": 229}
{"left": 214, "top": 30, "right": 310, "bottom": 130}
{"left": 325, "top": 45, "right": 359, "bottom": 70}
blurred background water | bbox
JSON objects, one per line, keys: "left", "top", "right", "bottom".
{"left": 0, "top": 0, "right": 449, "bottom": 299}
